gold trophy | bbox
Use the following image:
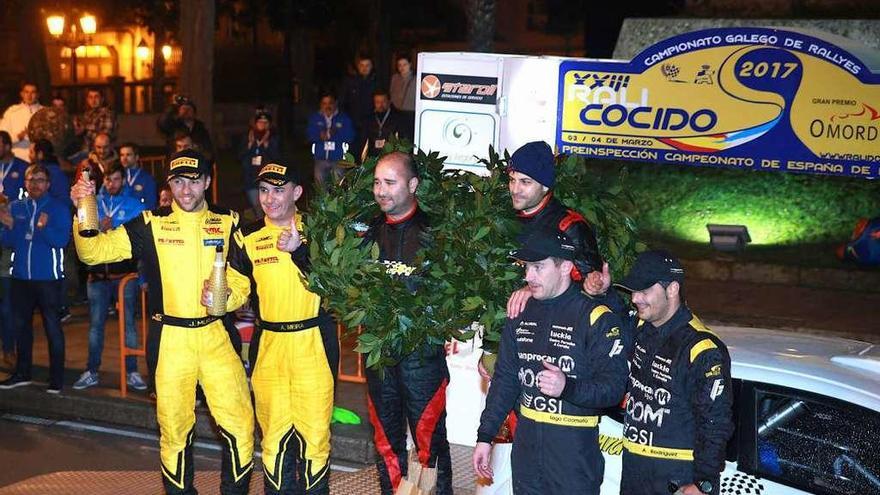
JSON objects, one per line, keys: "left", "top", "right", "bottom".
{"left": 206, "top": 245, "right": 228, "bottom": 316}
{"left": 77, "top": 168, "right": 100, "bottom": 237}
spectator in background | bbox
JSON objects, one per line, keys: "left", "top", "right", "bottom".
{"left": 0, "top": 82, "right": 43, "bottom": 163}
{"left": 50, "top": 95, "right": 67, "bottom": 112}
{"left": 389, "top": 54, "right": 416, "bottom": 140}
{"left": 1, "top": 131, "right": 28, "bottom": 201}
{"left": 0, "top": 241, "right": 12, "bottom": 368}
{"left": 158, "top": 183, "right": 173, "bottom": 208}
{"left": 46, "top": 95, "right": 83, "bottom": 162}
{"left": 72, "top": 164, "right": 146, "bottom": 392}
{"left": 29, "top": 140, "right": 72, "bottom": 210}
{"left": 238, "top": 108, "right": 280, "bottom": 216}
{"left": 30, "top": 139, "right": 74, "bottom": 322}
{"left": 172, "top": 129, "right": 195, "bottom": 157}
{"left": 157, "top": 95, "right": 214, "bottom": 162}
{"left": 118, "top": 142, "right": 157, "bottom": 210}
{"left": 74, "top": 88, "right": 117, "bottom": 154}
{"left": 307, "top": 94, "right": 354, "bottom": 188}
{"left": 361, "top": 89, "right": 402, "bottom": 161}
{"left": 0, "top": 163, "right": 72, "bottom": 393}
{"left": 0, "top": 132, "right": 25, "bottom": 367}
{"left": 75, "top": 132, "right": 118, "bottom": 185}
{"left": 339, "top": 54, "right": 377, "bottom": 149}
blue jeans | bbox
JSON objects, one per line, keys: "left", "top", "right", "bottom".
{"left": 12, "top": 279, "right": 65, "bottom": 388}
{"left": 87, "top": 278, "right": 138, "bottom": 373}
{"left": 0, "top": 277, "right": 13, "bottom": 353}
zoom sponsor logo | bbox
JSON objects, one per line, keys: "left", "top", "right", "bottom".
{"left": 625, "top": 396, "right": 671, "bottom": 427}
{"left": 519, "top": 367, "right": 536, "bottom": 388}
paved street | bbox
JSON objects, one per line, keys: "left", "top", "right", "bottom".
{"left": 0, "top": 415, "right": 477, "bottom": 494}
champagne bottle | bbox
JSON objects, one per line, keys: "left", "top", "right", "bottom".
{"left": 77, "top": 168, "right": 100, "bottom": 237}
{"left": 206, "top": 245, "right": 227, "bottom": 316}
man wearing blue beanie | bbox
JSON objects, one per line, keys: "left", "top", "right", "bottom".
{"left": 506, "top": 140, "right": 604, "bottom": 317}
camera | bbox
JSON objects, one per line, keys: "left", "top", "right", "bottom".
{"left": 174, "top": 94, "right": 190, "bottom": 106}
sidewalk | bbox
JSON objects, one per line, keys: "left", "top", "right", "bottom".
{"left": 0, "top": 302, "right": 481, "bottom": 493}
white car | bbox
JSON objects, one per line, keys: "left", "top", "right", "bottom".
{"left": 597, "top": 326, "right": 880, "bottom": 495}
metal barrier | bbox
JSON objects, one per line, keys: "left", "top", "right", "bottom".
{"left": 117, "top": 273, "right": 148, "bottom": 398}
{"left": 337, "top": 324, "right": 367, "bottom": 384}
{"left": 139, "top": 154, "right": 218, "bottom": 204}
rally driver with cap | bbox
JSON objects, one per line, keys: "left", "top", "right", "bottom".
{"left": 615, "top": 251, "right": 733, "bottom": 495}
{"left": 72, "top": 149, "right": 254, "bottom": 495}
{"left": 204, "top": 161, "right": 338, "bottom": 495}
{"left": 473, "top": 229, "right": 629, "bottom": 495}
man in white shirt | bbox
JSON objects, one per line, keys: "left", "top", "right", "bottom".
{"left": 0, "top": 83, "right": 43, "bottom": 163}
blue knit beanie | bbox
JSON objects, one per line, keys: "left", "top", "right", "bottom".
{"left": 508, "top": 141, "right": 555, "bottom": 188}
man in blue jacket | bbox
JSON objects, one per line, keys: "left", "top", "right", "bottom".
{"left": 0, "top": 131, "right": 28, "bottom": 361}
{"left": 73, "top": 164, "right": 147, "bottom": 391}
{"left": 308, "top": 94, "right": 354, "bottom": 188}
{"left": 29, "top": 139, "right": 72, "bottom": 210}
{"left": 0, "top": 131, "right": 28, "bottom": 201}
{"left": 0, "top": 163, "right": 72, "bottom": 393}
{"left": 119, "top": 142, "right": 157, "bottom": 210}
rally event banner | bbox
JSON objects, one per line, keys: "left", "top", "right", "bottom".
{"left": 556, "top": 27, "right": 880, "bottom": 179}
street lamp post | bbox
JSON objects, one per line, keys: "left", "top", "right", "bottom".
{"left": 46, "top": 12, "right": 98, "bottom": 84}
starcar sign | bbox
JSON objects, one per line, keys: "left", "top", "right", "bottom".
{"left": 556, "top": 27, "right": 880, "bottom": 179}
{"left": 420, "top": 73, "right": 499, "bottom": 105}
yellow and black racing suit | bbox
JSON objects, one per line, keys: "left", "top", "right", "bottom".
{"left": 224, "top": 214, "right": 338, "bottom": 495}
{"left": 74, "top": 202, "right": 254, "bottom": 495}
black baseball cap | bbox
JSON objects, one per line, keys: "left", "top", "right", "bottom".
{"left": 167, "top": 149, "right": 211, "bottom": 179}
{"left": 256, "top": 161, "right": 299, "bottom": 186}
{"left": 615, "top": 250, "right": 685, "bottom": 292}
{"left": 511, "top": 229, "right": 576, "bottom": 262}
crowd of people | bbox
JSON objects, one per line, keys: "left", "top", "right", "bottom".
{"left": 303, "top": 53, "right": 415, "bottom": 189}
{"left": 0, "top": 82, "right": 164, "bottom": 393}
{"left": 0, "top": 54, "right": 733, "bottom": 495}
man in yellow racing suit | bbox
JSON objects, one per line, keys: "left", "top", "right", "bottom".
{"left": 205, "top": 161, "right": 338, "bottom": 494}
{"left": 72, "top": 149, "right": 254, "bottom": 495}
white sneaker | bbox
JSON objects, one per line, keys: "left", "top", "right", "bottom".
{"left": 72, "top": 370, "right": 99, "bottom": 390}
{"left": 127, "top": 371, "right": 148, "bottom": 391}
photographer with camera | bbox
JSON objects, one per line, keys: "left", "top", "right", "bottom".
{"left": 157, "top": 95, "right": 214, "bottom": 163}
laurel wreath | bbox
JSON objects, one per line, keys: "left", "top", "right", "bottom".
{"left": 303, "top": 142, "right": 639, "bottom": 368}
